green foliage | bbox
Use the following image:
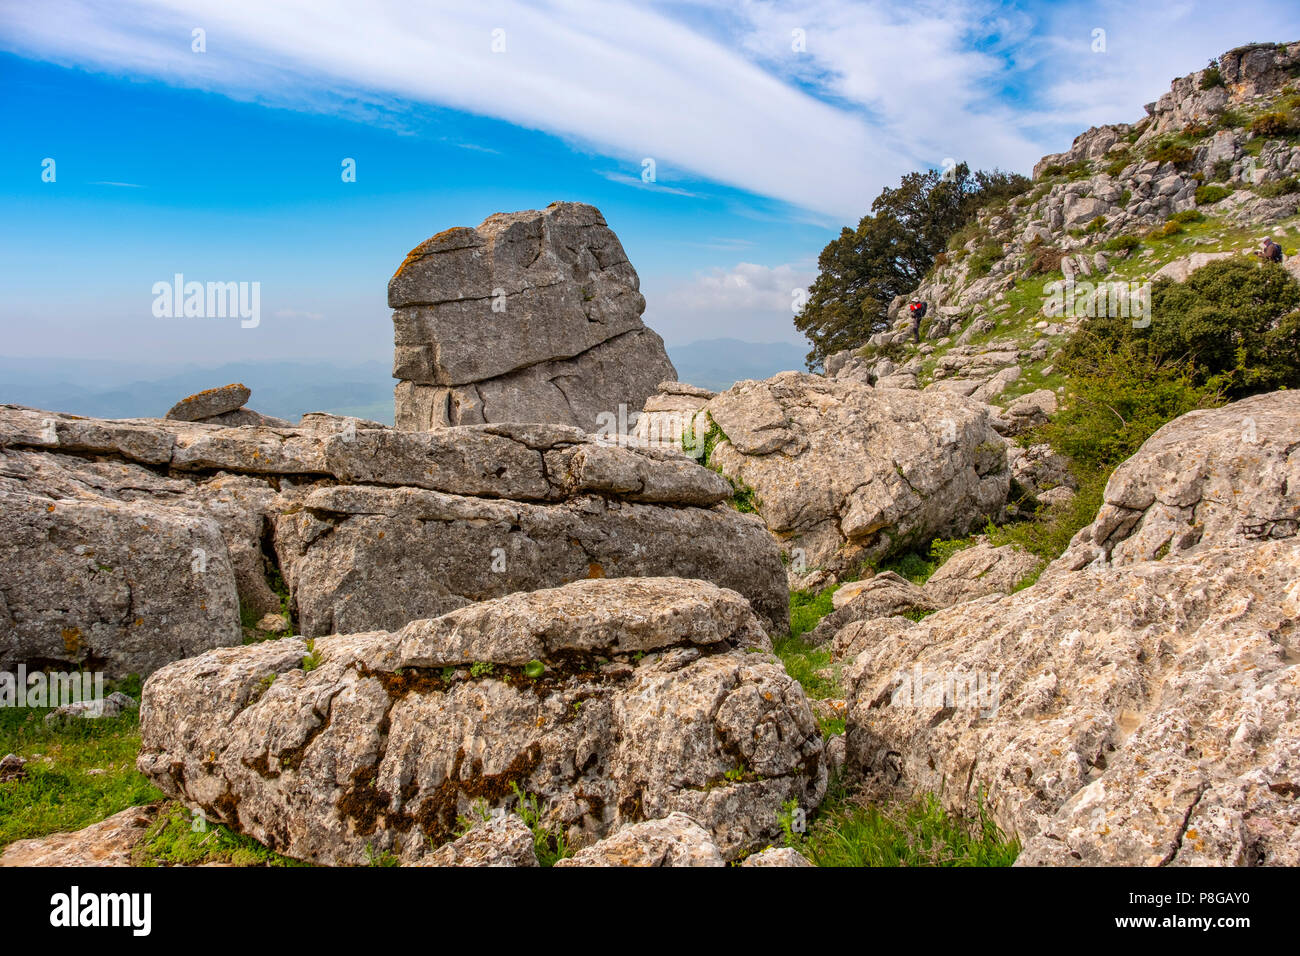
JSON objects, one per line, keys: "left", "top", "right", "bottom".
{"left": 1145, "top": 140, "right": 1194, "bottom": 165}
{"left": 795, "top": 164, "right": 1030, "bottom": 366}
{"left": 1145, "top": 259, "right": 1300, "bottom": 395}
{"left": 1195, "top": 183, "right": 1231, "bottom": 204}
{"left": 966, "top": 241, "right": 1004, "bottom": 278}
{"left": 1045, "top": 337, "right": 1224, "bottom": 469}
{"left": 509, "top": 781, "right": 570, "bottom": 866}
{"left": 1257, "top": 176, "right": 1299, "bottom": 198}
{"left": 1083, "top": 214, "right": 1107, "bottom": 235}
{"left": 469, "top": 661, "right": 496, "bottom": 678}
{"left": 1168, "top": 209, "right": 1204, "bottom": 224}
{"left": 135, "top": 802, "right": 306, "bottom": 867}
{"left": 300, "top": 638, "right": 322, "bottom": 672}
{"left": 985, "top": 472, "right": 1106, "bottom": 563}
{"left": 1101, "top": 234, "right": 1140, "bottom": 252}
{"left": 787, "top": 585, "right": 839, "bottom": 640}
{"left": 1249, "top": 111, "right": 1294, "bottom": 137}
{"left": 523, "top": 659, "right": 545, "bottom": 679}
{"left": 772, "top": 631, "right": 839, "bottom": 701}
{"left": 0, "top": 705, "right": 160, "bottom": 850}
{"left": 1200, "top": 59, "right": 1224, "bottom": 90}
{"left": 784, "top": 787, "right": 1020, "bottom": 867}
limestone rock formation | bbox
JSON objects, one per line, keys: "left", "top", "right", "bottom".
{"left": 554, "top": 813, "right": 726, "bottom": 867}
{"left": 701, "top": 372, "right": 1010, "bottom": 572}
{"left": 391, "top": 202, "right": 676, "bottom": 431}
{"left": 165, "top": 383, "right": 250, "bottom": 422}
{"left": 0, "top": 805, "right": 159, "bottom": 867}
{"left": 137, "top": 578, "right": 827, "bottom": 865}
{"left": 0, "top": 404, "right": 788, "bottom": 676}
{"left": 417, "top": 815, "right": 539, "bottom": 867}
{"left": 841, "top": 395, "right": 1300, "bottom": 866}
{"left": 922, "top": 541, "right": 1041, "bottom": 606}
{"left": 1050, "top": 390, "right": 1300, "bottom": 576}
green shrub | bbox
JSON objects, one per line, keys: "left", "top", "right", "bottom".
{"left": 1146, "top": 140, "right": 1194, "bottom": 165}
{"left": 1199, "top": 59, "right": 1224, "bottom": 90}
{"left": 1168, "top": 209, "right": 1204, "bottom": 224}
{"left": 1257, "top": 176, "right": 1299, "bottom": 198}
{"left": 966, "top": 242, "right": 1004, "bottom": 278}
{"left": 1102, "top": 234, "right": 1140, "bottom": 252}
{"left": 1195, "top": 183, "right": 1231, "bottom": 204}
{"left": 1249, "top": 111, "right": 1294, "bottom": 137}
{"left": 1147, "top": 221, "right": 1182, "bottom": 239}
{"left": 1083, "top": 215, "right": 1107, "bottom": 235}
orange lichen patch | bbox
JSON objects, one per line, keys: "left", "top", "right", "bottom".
{"left": 46, "top": 504, "right": 55, "bottom": 512}
{"left": 586, "top": 563, "right": 605, "bottom": 579}
{"left": 61, "top": 627, "right": 82, "bottom": 655}
{"left": 177, "top": 384, "right": 247, "bottom": 406}
{"left": 391, "top": 226, "right": 477, "bottom": 279}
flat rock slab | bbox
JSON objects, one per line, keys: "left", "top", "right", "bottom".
{"left": 0, "top": 805, "right": 160, "bottom": 866}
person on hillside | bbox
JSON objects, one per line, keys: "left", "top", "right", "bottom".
{"left": 1256, "top": 237, "right": 1283, "bottom": 263}
{"left": 907, "top": 300, "right": 928, "bottom": 343}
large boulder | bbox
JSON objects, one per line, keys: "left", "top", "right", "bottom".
{"left": 1050, "top": 390, "right": 1300, "bottom": 576}
{"left": 841, "top": 394, "right": 1300, "bottom": 866}
{"left": 0, "top": 405, "right": 789, "bottom": 676}
{"left": 702, "top": 372, "right": 1010, "bottom": 572}
{"left": 554, "top": 813, "right": 725, "bottom": 867}
{"left": 391, "top": 203, "right": 676, "bottom": 431}
{"left": 843, "top": 539, "right": 1300, "bottom": 866}
{"left": 137, "top": 578, "right": 827, "bottom": 865}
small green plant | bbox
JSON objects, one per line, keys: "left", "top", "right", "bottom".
{"left": 1195, "top": 183, "right": 1231, "bottom": 204}
{"left": 1102, "top": 234, "right": 1140, "bottom": 252}
{"left": 1249, "top": 111, "right": 1294, "bottom": 138}
{"left": 365, "top": 844, "right": 400, "bottom": 867}
{"left": 509, "top": 781, "right": 570, "bottom": 866}
{"left": 1199, "top": 59, "right": 1224, "bottom": 90}
{"left": 469, "top": 661, "right": 496, "bottom": 678}
{"left": 1257, "top": 176, "right": 1299, "bottom": 198}
{"left": 301, "top": 639, "right": 322, "bottom": 673}
{"left": 134, "top": 802, "right": 305, "bottom": 867}
{"left": 523, "top": 659, "right": 545, "bottom": 679}
{"left": 1145, "top": 140, "right": 1194, "bottom": 165}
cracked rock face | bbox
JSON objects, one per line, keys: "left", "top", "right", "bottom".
{"left": 842, "top": 395, "right": 1300, "bottom": 866}
{"left": 137, "top": 578, "right": 827, "bottom": 865}
{"left": 703, "top": 372, "right": 1010, "bottom": 571}
{"left": 1050, "top": 390, "right": 1300, "bottom": 577}
{"left": 391, "top": 202, "right": 676, "bottom": 431}
{"left": 0, "top": 405, "right": 787, "bottom": 676}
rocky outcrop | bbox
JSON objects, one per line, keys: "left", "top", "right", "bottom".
{"left": 0, "top": 404, "right": 788, "bottom": 676}
{"left": 841, "top": 395, "right": 1300, "bottom": 866}
{"left": 417, "top": 815, "right": 539, "bottom": 867}
{"left": 0, "top": 805, "right": 160, "bottom": 867}
{"left": 1050, "top": 390, "right": 1300, "bottom": 576}
{"left": 804, "top": 572, "right": 937, "bottom": 647}
{"left": 137, "top": 578, "right": 827, "bottom": 865}
{"left": 631, "top": 381, "right": 715, "bottom": 451}
{"left": 922, "top": 541, "right": 1040, "bottom": 606}
{"left": 391, "top": 203, "right": 676, "bottom": 431}
{"left": 554, "top": 812, "right": 726, "bottom": 867}
{"left": 701, "top": 372, "right": 1010, "bottom": 572}
{"left": 165, "top": 384, "right": 251, "bottom": 422}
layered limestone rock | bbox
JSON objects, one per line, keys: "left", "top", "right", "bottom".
{"left": 841, "top": 394, "right": 1300, "bottom": 866}
{"left": 0, "top": 404, "right": 788, "bottom": 676}
{"left": 391, "top": 202, "right": 676, "bottom": 431}
{"left": 1049, "top": 390, "right": 1300, "bottom": 576}
{"left": 701, "top": 372, "right": 1010, "bottom": 572}
{"left": 137, "top": 578, "right": 827, "bottom": 865}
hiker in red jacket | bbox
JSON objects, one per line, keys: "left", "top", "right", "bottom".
{"left": 907, "top": 300, "right": 928, "bottom": 343}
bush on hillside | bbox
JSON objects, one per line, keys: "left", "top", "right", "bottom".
{"left": 1195, "top": 183, "right": 1231, "bottom": 204}
{"left": 1249, "top": 111, "right": 1295, "bottom": 137}
{"left": 1257, "top": 176, "right": 1300, "bottom": 198}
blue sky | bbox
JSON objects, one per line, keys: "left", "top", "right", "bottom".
{"left": 2, "top": 0, "right": 1297, "bottom": 367}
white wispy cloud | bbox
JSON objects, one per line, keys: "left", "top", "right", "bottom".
{"left": 3, "top": 0, "right": 1298, "bottom": 222}
{"left": 647, "top": 260, "right": 817, "bottom": 344}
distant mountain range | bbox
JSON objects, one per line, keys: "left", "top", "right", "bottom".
{"left": 0, "top": 339, "right": 809, "bottom": 422}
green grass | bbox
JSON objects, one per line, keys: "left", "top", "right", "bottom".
{"left": 784, "top": 784, "right": 1020, "bottom": 867}
{"left": 133, "top": 802, "right": 306, "bottom": 867}
{"left": 0, "top": 703, "right": 161, "bottom": 851}
{"left": 772, "top": 631, "right": 839, "bottom": 702}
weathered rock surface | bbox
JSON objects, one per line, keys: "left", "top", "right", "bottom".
{"left": 554, "top": 812, "right": 725, "bottom": 867}
{"left": 391, "top": 203, "right": 676, "bottom": 431}
{"left": 165, "top": 384, "right": 250, "bottom": 422}
{"left": 923, "top": 541, "right": 1041, "bottom": 606}
{"left": 804, "top": 572, "right": 937, "bottom": 648}
{"left": 0, "top": 805, "right": 159, "bottom": 867}
{"left": 703, "top": 372, "right": 1010, "bottom": 572}
{"left": 741, "top": 846, "right": 815, "bottom": 867}
{"left": 416, "top": 814, "right": 539, "bottom": 867}
{"left": 0, "top": 404, "right": 788, "bottom": 674}
{"left": 137, "top": 578, "right": 826, "bottom": 865}
{"left": 1051, "top": 391, "right": 1300, "bottom": 576}
{"left": 842, "top": 396, "right": 1300, "bottom": 866}
{"left": 631, "top": 381, "right": 715, "bottom": 450}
